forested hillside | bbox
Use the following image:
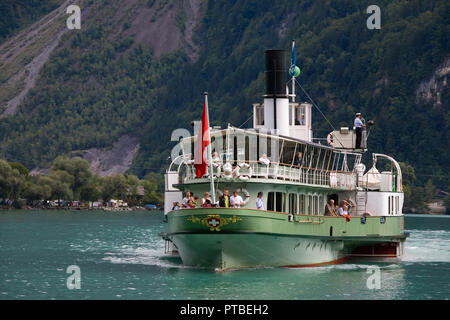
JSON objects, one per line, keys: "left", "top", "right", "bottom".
{"left": 0, "top": 0, "right": 61, "bottom": 41}
{"left": 0, "top": 0, "right": 448, "bottom": 197}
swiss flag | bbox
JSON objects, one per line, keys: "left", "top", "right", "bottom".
{"left": 194, "top": 101, "right": 210, "bottom": 178}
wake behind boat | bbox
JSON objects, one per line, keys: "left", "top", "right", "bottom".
{"left": 160, "top": 43, "right": 408, "bottom": 270}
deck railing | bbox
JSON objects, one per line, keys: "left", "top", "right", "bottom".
{"left": 179, "top": 161, "right": 356, "bottom": 190}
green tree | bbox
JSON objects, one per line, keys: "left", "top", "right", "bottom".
{"left": 141, "top": 176, "right": 163, "bottom": 205}
{"left": 0, "top": 159, "right": 26, "bottom": 202}
{"left": 424, "top": 179, "right": 435, "bottom": 203}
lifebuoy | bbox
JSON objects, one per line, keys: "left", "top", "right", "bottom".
{"left": 234, "top": 163, "right": 253, "bottom": 180}
{"left": 237, "top": 187, "right": 250, "bottom": 205}
{"left": 327, "top": 132, "right": 333, "bottom": 146}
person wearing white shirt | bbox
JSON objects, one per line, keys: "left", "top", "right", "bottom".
{"left": 258, "top": 153, "right": 270, "bottom": 165}
{"left": 181, "top": 191, "right": 191, "bottom": 208}
{"left": 354, "top": 113, "right": 365, "bottom": 149}
{"left": 211, "top": 151, "right": 221, "bottom": 163}
{"left": 230, "top": 190, "right": 244, "bottom": 208}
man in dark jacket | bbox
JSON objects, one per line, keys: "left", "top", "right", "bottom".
{"left": 218, "top": 189, "right": 231, "bottom": 208}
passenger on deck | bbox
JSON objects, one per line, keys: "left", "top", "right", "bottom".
{"left": 219, "top": 189, "right": 231, "bottom": 208}
{"left": 181, "top": 191, "right": 191, "bottom": 208}
{"left": 187, "top": 196, "right": 197, "bottom": 208}
{"left": 337, "top": 202, "right": 351, "bottom": 221}
{"left": 256, "top": 192, "right": 264, "bottom": 210}
{"left": 343, "top": 199, "right": 355, "bottom": 215}
{"left": 324, "top": 199, "right": 336, "bottom": 216}
{"left": 259, "top": 153, "right": 270, "bottom": 165}
{"left": 212, "top": 152, "right": 221, "bottom": 163}
{"left": 293, "top": 152, "right": 303, "bottom": 166}
{"left": 230, "top": 190, "right": 244, "bottom": 208}
{"left": 201, "top": 192, "right": 212, "bottom": 208}
{"left": 172, "top": 202, "right": 180, "bottom": 210}
{"left": 194, "top": 196, "right": 199, "bottom": 207}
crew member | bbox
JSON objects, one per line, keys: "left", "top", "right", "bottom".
{"left": 354, "top": 113, "right": 365, "bottom": 149}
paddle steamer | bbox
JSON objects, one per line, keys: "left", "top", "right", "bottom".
{"left": 160, "top": 46, "right": 408, "bottom": 270}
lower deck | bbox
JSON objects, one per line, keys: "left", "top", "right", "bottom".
{"left": 164, "top": 207, "right": 408, "bottom": 269}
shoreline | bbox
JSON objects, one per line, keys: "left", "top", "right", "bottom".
{"left": 0, "top": 206, "right": 447, "bottom": 215}
{"left": 0, "top": 206, "right": 159, "bottom": 211}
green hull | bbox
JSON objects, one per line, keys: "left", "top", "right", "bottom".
{"left": 165, "top": 208, "right": 407, "bottom": 269}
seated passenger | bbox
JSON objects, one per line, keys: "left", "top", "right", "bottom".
{"left": 259, "top": 153, "right": 270, "bottom": 165}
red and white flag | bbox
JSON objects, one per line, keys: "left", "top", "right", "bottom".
{"left": 194, "top": 100, "right": 210, "bottom": 178}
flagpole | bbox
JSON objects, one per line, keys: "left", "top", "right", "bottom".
{"left": 204, "top": 92, "right": 216, "bottom": 204}
{"left": 291, "top": 39, "right": 295, "bottom": 103}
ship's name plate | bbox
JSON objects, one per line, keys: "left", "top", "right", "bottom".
{"left": 187, "top": 214, "right": 242, "bottom": 231}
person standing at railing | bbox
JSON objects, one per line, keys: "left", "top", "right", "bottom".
{"left": 212, "top": 152, "right": 221, "bottom": 163}
{"left": 258, "top": 153, "right": 270, "bottom": 165}
{"left": 201, "top": 192, "right": 212, "bottom": 208}
{"left": 337, "top": 202, "right": 351, "bottom": 222}
{"left": 256, "top": 192, "right": 264, "bottom": 210}
{"left": 354, "top": 113, "right": 365, "bottom": 149}
{"left": 181, "top": 191, "right": 191, "bottom": 208}
{"left": 293, "top": 152, "right": 303, "bottom": 166}
{"left": 219, "top": 189, "right": 231, "bottom": 208}
{"left": 259, "top": 153, "right": 270, "bottom": 178}
{"left": 230, "top": 190, "right": 244, "bottom": 208}
{"left": 324, "top": 199, "right": 336, "bottom": 216}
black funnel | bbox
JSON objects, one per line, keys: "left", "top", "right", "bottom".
{"left": 265, "top": 49, "right": 287, "bottom": 97}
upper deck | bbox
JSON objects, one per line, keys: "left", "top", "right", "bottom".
{"left": 170, "top": 126, "right": 363, "bottom": 191}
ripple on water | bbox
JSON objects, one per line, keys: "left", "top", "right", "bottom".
{"left": 402, "top": 229, "right": 450, "bottom": 263}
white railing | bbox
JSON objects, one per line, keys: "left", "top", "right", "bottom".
{"left": 179, "top": 161, "right": 356, "bottom": 190}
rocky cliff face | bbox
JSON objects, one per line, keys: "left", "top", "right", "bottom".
{"left": 415, "top": 57, "right": 450, "bottom": 107}
{"left": 0, "top": 0, "right": 207, "bottom": 174}
{"left": 0, "top": 0, "right": 74, "bottom": 118}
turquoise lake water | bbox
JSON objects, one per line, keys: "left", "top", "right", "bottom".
{"left": 0, "top": 210, "right": 449, "bottom": 300}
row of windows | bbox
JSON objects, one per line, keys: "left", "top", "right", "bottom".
{"left": 266, "top": 192, "right": 325, "bottom": 215}
{"left": 388, "top": 195, "right": 400, "bottom": 215}
{"left": 255, "top": 105, "right": 307, "bottom": 126}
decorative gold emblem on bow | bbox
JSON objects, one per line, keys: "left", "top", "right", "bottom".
{"left": 187, "top": 214, "right": 242, "bottom": 231}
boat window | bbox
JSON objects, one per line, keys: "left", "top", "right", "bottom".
{"left": 289, "top": 105, "right": 293, "bottom": 125}
{"left": 289, "top": 194, "right": 297, "bottom": 214}
{"left": 391, "top": 196, "right": 395, "bottom": 215}
{"left": 245, "top": 136, "right": 249, "bottom": 162}
{"left": 267, "top": 192, "right": 275, "bottom": 211}
{"left": 295, "top": 105, "right": 305, "bottom": 126}
{"left": 299, "top": 194, "right": 305, "bottom": 214}
{"left": 276, "top": 192, "right": 286, "bottom": 212}
{"left": 396, "top": 196, "right": 399, "bottom": 214}
{"left": 255, "top": 104, "right": 264, "bottom": 126}
{"left": 314, "top": 195, "right": 319, "bottom": 215}
{"left": 388, "top": 196, "right": 391, "bottom": 215}
{"left": 319, "top": 195, "right": 323, "bottom": 215}
{"left": 281, "top": 140, "right": 296, "bottom": 165}
{"left": 308, "top": 195, "right": 312, "bottom": 214}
